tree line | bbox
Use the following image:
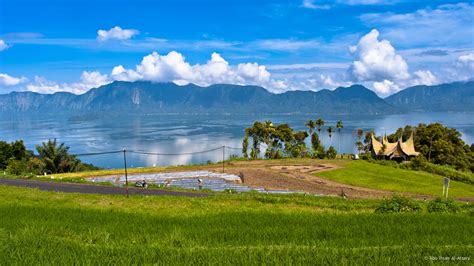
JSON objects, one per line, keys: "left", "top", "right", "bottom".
{"left": 355, "top": 123, "right": 474, "bottom": 173}
{"left": 242, "top": 118, "right": 343, "bottom": 160}
{"left": 0, "top": 139, "right": 97, "bottom": 176}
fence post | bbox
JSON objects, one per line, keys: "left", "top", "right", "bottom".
{"left": 222, "top": 145, "right": 225, "bottom": 173}
{"left": 123, "top": 149, "right": 129, "bottom": 198}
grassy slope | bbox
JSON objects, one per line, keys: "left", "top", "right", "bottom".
{"left": 0, "top": 185, "right": 472, "bottom": 264}
{"left": 317, "top": 160, "right": 474, "bottom": 198}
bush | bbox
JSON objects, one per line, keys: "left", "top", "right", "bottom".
{"left": 375, "top": 195, "right": 422, "bottom": 213}
{"left": 326, "top": 146, "right": 337, "bottom": 159}
{"left": 365, "top": 155, "right": 474, "bottom": 185}
{"left": 427, "top": 198, "right": 460, "bottom": 213}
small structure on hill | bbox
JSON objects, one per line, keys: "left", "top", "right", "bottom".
{"left": 370, "top": 132, "right": 419, "bottom": 161}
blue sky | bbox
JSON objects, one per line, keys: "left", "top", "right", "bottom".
{"left": 0, "top": 0, "right": 473, "bottom": 96}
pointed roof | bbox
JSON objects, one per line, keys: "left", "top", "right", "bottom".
{"left": 371, "top": 132, "right": 419, "bottom": 158}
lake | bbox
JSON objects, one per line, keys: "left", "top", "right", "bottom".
{"left": 0, "top": 112, "right": 473, "bottom": 168}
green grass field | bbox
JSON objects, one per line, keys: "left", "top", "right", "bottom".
{"left": 317, "top": 160, "right": 474, "bottom": 198}
{"left": 0, "top": 185, "right": 472, "bottom": 265}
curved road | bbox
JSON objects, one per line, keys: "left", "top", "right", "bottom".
{"left": 0, "top": 178, "right": 207, "bottom": 197}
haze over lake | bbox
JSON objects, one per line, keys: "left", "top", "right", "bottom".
{"left": 1, "top": 112, "right": 473, "bottom": 168}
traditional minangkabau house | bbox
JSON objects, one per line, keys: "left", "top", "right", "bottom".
{"left": 370, "top": 132, "right": 419, "bottom": 161}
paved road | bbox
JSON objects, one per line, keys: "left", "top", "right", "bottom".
{"left": 0, "top": 178, "right": 207, "bottom": 197}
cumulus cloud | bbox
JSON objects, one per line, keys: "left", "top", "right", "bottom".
{"left": 97, "top": 26, "right": 139, "bottom": 41}
{"left": 109, "top": 51, "right": 285, "bottom": 92}
{"left": 349, "top": 29, "right": 440, "bottom": 95}
{"left": 0, "top": 40, "right": 9, "bottom": 51}
{"left": 350, "top": 29, "right": 409, "bottom": 82}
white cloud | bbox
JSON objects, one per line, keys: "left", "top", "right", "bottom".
{"left": 372, "top": 80, "right": 400, "bottom": 95}
{"left": 97, "top": 26, "right": 139, "bottom": 41}
{"left": 350, "top": 29, "right": 409, "bottom": 82}
{"left": 26, "top": 71, "right": 111, "bottom": 94}
{"left": 110, "top": 51, "right": 284, "bottom": 92}
{"left": 0, "top": 73, "right": 27, "bottom": 86}
{"left": 411, "top": 70, "right": 437, "bottom": 86}
{"left": 0, "top": 40, "right": 9, "bottom": 51}
{"left": 349, "top": 29, "right": 441, "bottom": 95}
{"left": 301, "top": 0, "right": 330, "bottom": 10}
{"left": 26, "top": 76, "right": 61, "bottom": 94}
{"left": 360, "top": 3, "right": 474, "bottom": 48}
{"left": 449, "top": 53, "right": 474, "bottom": 81}
{"left": 455, "top": 53, "right": 474, "bottom": 72}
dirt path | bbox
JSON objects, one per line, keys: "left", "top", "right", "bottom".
{"left": 0, "top": 178, "right": 207, "bottom": 197}
{"left": 217, "top": 161, "right": 398, "bottom": 199}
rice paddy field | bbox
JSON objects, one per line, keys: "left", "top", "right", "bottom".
{"left": 0, "top": 185, "right": 472, "bottom": 265}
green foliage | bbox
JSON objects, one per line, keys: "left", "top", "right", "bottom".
{"left": 388, "top": 123, "right": 474, "bottom": 172}
{"left": 375, "top": 195, "right": 422, "bottom": 213}
{"left": 363, "top": 155, "right": 474, "bottom": 185}
{"left": 315, "top": 118, "right": 325, "bottom": 134}
{"left": 36, "top": 139, "right": 81, "bottom": 173}
{"left": 427, "top": 198, "right": 460, "bottom": 213}
{"left": 244, "top": 121, "right": 308, "bottom": 159}
{"left": 242, "top": 135, "right": 249, "bottom": 158}
{"left": 0, "top": 140, "right": 30, "bottom": 169}
{"left": 326, "top": 146, "right": 337, "bottom": 159}
{"left": 5, "top": 159, "right": 28, "bottom": 176}
{"left": 311, "top": 132, "right": 321, "bottom": 151}
{"left": 410, "top": 155, "right": 474, "bottom": 184}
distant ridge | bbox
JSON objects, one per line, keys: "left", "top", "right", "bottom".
{"left": 386, "top": 81, "right": 474, "bottom": 112}
{"left": 0, "top": 80, "right": 472, "bottom": 115}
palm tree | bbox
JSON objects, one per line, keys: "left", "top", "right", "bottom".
{"left": 327, "top": 126, "right": 334, "bottom": 146}
{"left": 305, "top": 120, "right": 316, "bottom": 135}
{"left": 315, "top": 118, "right": 325, "bottom": 135}
{"left": 36, "top": 139, "right": 78, "bottom": 173}
{"left": 336, "top": 120, "right": 344, "bottom": 153}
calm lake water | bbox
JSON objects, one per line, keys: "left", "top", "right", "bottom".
{"left": 0, "top": 112, "right": 473, "bottom": 168}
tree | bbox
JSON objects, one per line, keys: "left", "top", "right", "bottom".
{"left": 315, "top": 118, "right": 325, "bottom": 135}
{"left": 327, "top": 126, "right": 334, "bottom": 146}
{"left": 36, "top": 139, "right": 80, "bottom": 173}
{"left": 336, "top": 120, "right": 344, "bottom": 153}
{"left": 305, "top": 120, "right": 316, "bottom": 135}
{"left": 311, "top": 132, "right": 321, "bottom": 151}
{"left": 242, "top": 135, "right": 249, "bottom": 158}
{"left": 387, "top": 123, "right": 474, "bottom": 172}
{"left": 0, "top": 140, "right": 30, "bottom": 170}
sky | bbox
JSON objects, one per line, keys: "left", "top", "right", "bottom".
{"left": 0, "top": 0, "right": 473, "bottom": 96}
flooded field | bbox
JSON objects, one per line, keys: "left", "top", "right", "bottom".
{"left": 89, "top": 171, "right": 301, "bottom": 194}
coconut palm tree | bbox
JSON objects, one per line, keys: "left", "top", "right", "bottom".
{"left": 336, "top": 120, "right": 344, "bottom": 153}
{"left": 305, "top": 120, "right": 316, "bottom": 135}
{"left": 315, "top": 118, "right": 325, "bottom": 135}
{"left": 327, "top": 126, "right": 334, "bottom": 146}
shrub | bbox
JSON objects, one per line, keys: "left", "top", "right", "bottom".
{"left": 326, "top": 146, "right": 337, "bottom": 159}
{"left": 427, "top": 198, "right": 460, "bottom": 213}
{"left": 375, "top": 195, "right": 422, "bottom": 213}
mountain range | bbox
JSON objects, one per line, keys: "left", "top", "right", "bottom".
{"left": 0, "top": 80, "right": 472, "bottom": 115}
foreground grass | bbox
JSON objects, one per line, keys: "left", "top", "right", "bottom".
{"left": 317, "top": 160, "right": 474, "bottom": 198}
{"left": 0, "top": 185, "right": 472, "bottom": 265}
